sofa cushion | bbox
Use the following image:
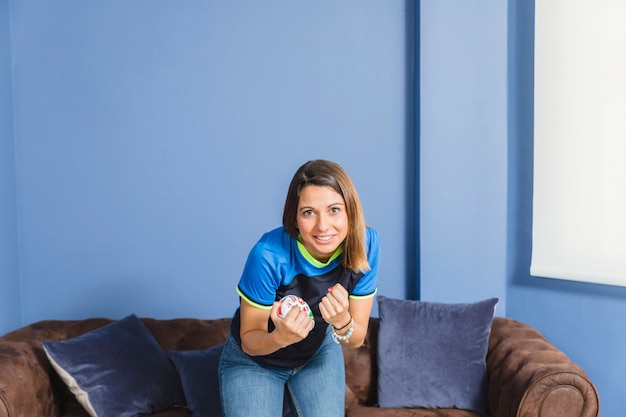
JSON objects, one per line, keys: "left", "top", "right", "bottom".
{"left": 42, "top": 314, "right": 186, "bottom": 417}
{"left": 170, "top": 343, "right": 295, "bottom": 417}
{"left": 376, "top": 296, "right": 498, "bottom": 415}
{"left": 170, "top": 344, "right": 225, "bottom": 417}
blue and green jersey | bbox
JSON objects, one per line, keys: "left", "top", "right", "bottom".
{"left": 231, "top": 226, "right": 379, "bottom": 368}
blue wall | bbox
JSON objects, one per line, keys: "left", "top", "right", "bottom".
{"left": 420, "top": 1, "right": 508, "bottom": 310}
{"left": 7, "top": 1, "right": 410, "bottom": 324}
{"left": 0, "top": 0, "right": 21, "bottom": 335}
{"left": 505, "top": 1, "right": 626, "bottom": 415}
{"left": 420, "top": 1, "right": 625, "bottom": 416}
{"left": 3, "top": 1, "right": 625, "bottom": 415}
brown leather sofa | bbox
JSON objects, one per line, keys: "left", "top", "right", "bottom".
{"left": 0, "top": 316, "right": 599, "bottom": 417}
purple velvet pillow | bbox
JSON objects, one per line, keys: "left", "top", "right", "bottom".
{"left": 376, "top": 296, "right": 498, "bottom": 415}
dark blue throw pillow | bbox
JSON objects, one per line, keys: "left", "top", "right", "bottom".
{"left": 376, "top": 296, "right": 498, "bottom": 415}
{"left": 170, "top": 343, "right": 293, "bottom": 417}
{"left": 170, "top": 344, "right": 225, "bottom": 417}
{"left": 42, "top": 314, "right": 186, "bottom": 417}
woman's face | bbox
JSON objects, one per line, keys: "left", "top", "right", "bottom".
{"left": 296, "top": 185, "right": 348, "bottom": 263}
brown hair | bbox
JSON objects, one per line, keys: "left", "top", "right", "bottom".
{"left": 282, "top": 160, "right": 370, "bottom": 272}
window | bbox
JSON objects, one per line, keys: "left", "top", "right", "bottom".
{"left": 532, "top": 0, "right": 626, "bottom": 286}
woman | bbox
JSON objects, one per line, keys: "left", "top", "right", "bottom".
{"left": 219, "top": 159, "right": 380, "bottom": 417}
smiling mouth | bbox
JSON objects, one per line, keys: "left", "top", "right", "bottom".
{"left": 315, "top": 235, "right": 334, "bottom": 242}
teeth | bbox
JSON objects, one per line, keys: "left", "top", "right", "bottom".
{"left": 316, "top": 236, "right": 332, "bottom": 241}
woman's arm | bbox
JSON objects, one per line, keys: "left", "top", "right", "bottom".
{"left": 319, "top": 284, "right": 374, "bottom": 348}
{"left": 239, "top": 299, "right": 313, "bottom": 356}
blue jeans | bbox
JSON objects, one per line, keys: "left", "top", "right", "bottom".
{"left": 218, "top": 326, "right": 345, "bottom": 417}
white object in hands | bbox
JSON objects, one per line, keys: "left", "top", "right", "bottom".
{"left": 277, "top": 295, "right": 315, "bottom": 329}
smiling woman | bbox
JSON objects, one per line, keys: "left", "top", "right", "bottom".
{"left": 295, "top": 185, "right": 348, "bottom": 263}
{"left": 219, "top": 159, "right": 380, "bottom": 417}
{"left": 283, "top": 160, "right": 371, "bottom": 273}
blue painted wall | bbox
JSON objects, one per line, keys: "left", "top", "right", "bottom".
{"left": 420, "top": 1, "right": 508, "bottom": 310}
{"left": 7, "top": 1, "right": 410, "bottom": 324}
{"left": 421, "top": 1, "right": 624, "bottom": 415}
{"left": 3, "top": 0, "right": 624, "bottom": 415}
{"left": 0, "top": 0, "right": 21, "bottom": 335}
{"left": 506, "top": 1, "right": 625, "bottom": 415}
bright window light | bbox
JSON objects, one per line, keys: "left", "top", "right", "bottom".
{"left": 532, "top": 0, "right": 626, "bottom": 286}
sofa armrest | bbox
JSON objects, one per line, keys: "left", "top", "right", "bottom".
{"left": 0, "top": 341, "right": 60, "bottom": 417}
{"left": 487, "top": 317, "right": 599, "bottom": 417}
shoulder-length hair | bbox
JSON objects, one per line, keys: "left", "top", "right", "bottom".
{"left": 282, "top": 160, "right": 370, "bottom": 273}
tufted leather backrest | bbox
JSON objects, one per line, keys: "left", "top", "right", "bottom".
{"left": 0, "top": 315, "right": 601, "bottom": 417}
{"left": 0, "top": 317, "right": 233, "bottom": 417}
{"left": 342, "top": 318, "right": 379, "bottom": 407}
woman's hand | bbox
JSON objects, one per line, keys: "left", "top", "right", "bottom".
{"left": 270, "top": 301, "right": 314, "bottom": 347}
{"left": 319, "top": 284, "right": 351, "bottom": 329}
{"left": 319, "top": 285, "right": 374, "bottom": 348}
{"left": 239, "top": 299, "right": 312, "bottom": 356}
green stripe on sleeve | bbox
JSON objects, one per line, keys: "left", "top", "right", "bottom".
{"left": 236, "top": 286, "right": 273, "bottom": 310}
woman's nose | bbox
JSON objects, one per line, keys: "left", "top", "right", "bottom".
{"left": 316, "top": 213, "right": 329, "bottom": 231}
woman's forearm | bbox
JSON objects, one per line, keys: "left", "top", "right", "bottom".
{"left": 240, "top": 328, "right": 287, "bottom": 356}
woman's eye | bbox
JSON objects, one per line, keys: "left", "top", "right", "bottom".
{"left": 302, "top": 210, "right": 314, "bottom": 216}
{"left": 330, "top": 207, "right": 340, "bottom": 214}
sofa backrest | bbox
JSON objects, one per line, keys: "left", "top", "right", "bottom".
{"left": 0, "top": 316, "right": 379, "bottom": 412}
{"left": 342, "top": 317, "right": 379, "bottom": 408}
{"left": 141, "top": 317, "right": 232, "bottom": 350}
{"left": 2, "top": 317, "right": 233, "bottom": 350}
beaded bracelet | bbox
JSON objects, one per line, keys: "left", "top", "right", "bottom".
{"left": 331, "top": 317, "right": 354, "bottom": 344}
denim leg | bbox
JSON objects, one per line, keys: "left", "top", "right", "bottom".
{"left": 219, "top": 334, "right": 290, "bottom": 417}
{"left": 287, "top": 327, "right": 345, "bottom": 417}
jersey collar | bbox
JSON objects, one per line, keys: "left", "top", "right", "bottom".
{"left": 296, "top": 238, "right": 343, "bottom": 268}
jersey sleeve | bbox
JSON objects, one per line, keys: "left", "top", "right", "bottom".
{"left": 351, "top": 227, "right": 380, "bottom": 298}
{"left": 236, "top": 241, "right": 283, "bottom": 309}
